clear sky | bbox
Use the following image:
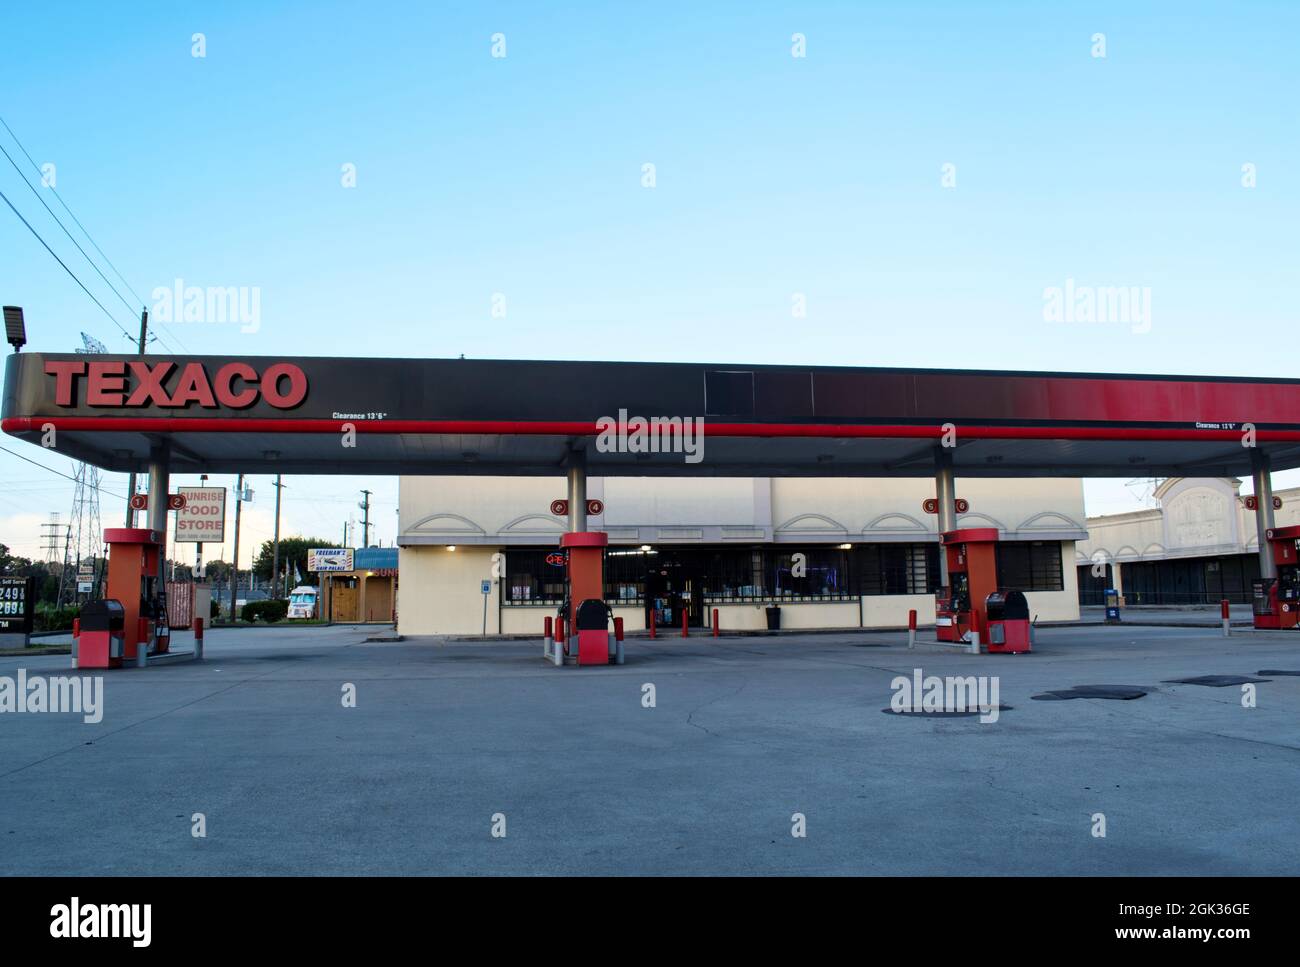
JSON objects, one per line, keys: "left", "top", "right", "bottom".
{"left": 2, "top": 1, "right": 1297, "bottom": 564}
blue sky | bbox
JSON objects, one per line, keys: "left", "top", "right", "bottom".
{"left": 2, "top": 1, "right": 1297, "bottom": 561}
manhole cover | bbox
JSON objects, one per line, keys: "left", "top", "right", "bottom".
{"left": 1161, "top": 675, "right": 1270, "bottom": 687}
{"left": 1031, "top": 685, "right": 1152, "bottom": 701}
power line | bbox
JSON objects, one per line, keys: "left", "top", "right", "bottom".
{"left": 0, "top": 140, "right": 142, "bottom": 321}
{"left": 0, "top": 445, "right": 126, "bottom": 500}
{"left": 0, "top": 184, "right": 138, "bottom": 346}
{"left": 0, "top": 113, "right": 146, "bottom": 307}
{"left": 0, "top": 113, "right": 191, "bottom": 355}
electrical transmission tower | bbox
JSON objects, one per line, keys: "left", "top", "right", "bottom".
{"left": 65, "top": 332, "right": 108, "bottom": 603}
{"left": 40, "top": 513, "right": 65, "bottom": 563}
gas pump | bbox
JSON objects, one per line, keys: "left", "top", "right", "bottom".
{"left": 935, "top": 528, "right": 1000, "bottom": 646}
{"left": 1253, "top": 525, "right": 1300, "bottom": 630}
{"left": 82, "top": 528, "right": 171, "bottom": 669}
{"left": 557, "top": 531, "right": 610, "bottom": 665}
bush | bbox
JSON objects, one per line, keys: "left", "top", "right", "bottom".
{"left": 239, "top": 599, "right": 290, "bottom": 623}
{"left": 261, "top": 599, "right": 289, "bottom": 623}
{"left": 36, "top": 604, "right": 77, "bottom": 632}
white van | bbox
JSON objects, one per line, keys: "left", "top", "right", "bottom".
{"left": 287, "top": 586, "right": 319, "bottom": 619}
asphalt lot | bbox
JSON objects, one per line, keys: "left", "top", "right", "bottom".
{"left": 2, "top": 623, "right": 1298, "bottom": 875}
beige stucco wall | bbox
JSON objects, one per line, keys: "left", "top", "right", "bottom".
{"left": 399, "top": 475, "right": 1088, "bottom": 546}
{"left": 1077, "top": 479, "right": 1300, "bottom": 567}
{"left": 396, "top": 545, "right": 501, "bottom": 636}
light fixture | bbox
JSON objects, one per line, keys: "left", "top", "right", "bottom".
{"left": 640, "top": 544, "right": 652, "bottom": 552}
{"left": 446, "top": 545, "right": 457, "bottom": 551}
{"left": 3, "top": 306, "right": 26, "bottom": 351}
{"left": 838, "top": 543, "right": 853, "bottom": 550}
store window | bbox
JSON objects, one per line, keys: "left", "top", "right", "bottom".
{"left": 854, "top": 543, "right": 938, "bottom": 595}
{"left": 996, "top": 542, "right": 1064, "bottom": 591}
{"left": 503, "top": 549, "right": 566, "bottom": 604}
{"left": 770, "top": 547, "right": 853, "bottom": 600}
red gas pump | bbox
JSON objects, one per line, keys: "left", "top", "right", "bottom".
{"left": 935, "top": 528, "right": 999, "bottom": 646}
{"left": 558, "top": 531, "right": 609, "bottom": 665}
{"left": 81, "top": 528, "right": 171, "bottom": 668}
{"left": 1253, "top": 525, "right": 1300, "bottom": 630}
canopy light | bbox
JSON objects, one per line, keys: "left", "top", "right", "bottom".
{"left": 3, "top": 306, "right": 25, "bottom": 351}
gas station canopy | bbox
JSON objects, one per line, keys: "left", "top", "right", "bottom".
{"left": 5, "top": 353, "right": 1300, "bottom": 477}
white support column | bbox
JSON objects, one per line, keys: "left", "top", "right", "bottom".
{"left": 147, "top": 443, "right": 170, "bottom": 536}
{"left": 1252, "top": 449, "right": 1277, "bottom": 581}
{"left": 935, "top": 447, "right": 956, "bottom": 586}
{"left": 567, "top": 451, "right": 587, "bottom": 533}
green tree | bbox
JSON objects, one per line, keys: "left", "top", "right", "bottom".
{"left": 252, "top": 536, "right": 334, "bottom": 589}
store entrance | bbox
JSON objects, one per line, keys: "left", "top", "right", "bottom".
{"left": 645, "top": 553, "right": 705, "bottom": 629}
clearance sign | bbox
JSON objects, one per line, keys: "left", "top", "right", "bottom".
{"left": 175, "top": 487, "right": 226, "bottom": 543}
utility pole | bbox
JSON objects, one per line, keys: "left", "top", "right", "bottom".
{"left": 359, "top": 490, "right": 372, "bottom": 549}
{"left": 195, "top": 473, "right": 208, "bottom": 591}
{"left": 229, "top": 473, "right": 244, "bottom": 622}
{"left": 125, "top": 307, "right": 148, "bottom": 526}
{"left": 228, "top": 473, "right": 244, "bottom": 618}
{"left": 272, "top": 474, "right": 285, "bottom": 599}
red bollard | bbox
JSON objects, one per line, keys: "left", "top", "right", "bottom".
{"left": 908, "top": 609, "right": 917, "bottom": 630}
{"left": 1221, "top": 599, "right": 1231, "bottom": 620}
{"left": 614, "top": 616, "right": 624, "bottom": 641}
{"left": 193, "top": 616, "right": 205, "bottom": 660}
{"left": 72, "top": 618, "right": 80, "bottom": 638}
{"left": 556, "top": 615, "right": 566, "bottom": 655}
{"left": 544, "top": 615, "right": 553, "bottom": 639}
{"left": 681, "top": 610, "right": 689, "bottom": 638}
{"left": 712, "top": 608, "right": 719, "bottom": 638}
{"left": 649, "top": 608, "right": 656, "bottom": 639}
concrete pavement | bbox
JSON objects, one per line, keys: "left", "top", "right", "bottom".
{"left": 1, "top": 622, "right": 1297, "bottom": 875}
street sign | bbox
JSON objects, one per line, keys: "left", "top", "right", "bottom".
{"left": 175, "top": 487, "right": 226, "bottom": 543}
{"left": 308, "top": 548, "right": 354, "bottom": 572}
{"left": 77, "top": 581, "right": 94, "bottom": 594}
{"left": 481, "top": 580, "right": 492, "bottom": 595}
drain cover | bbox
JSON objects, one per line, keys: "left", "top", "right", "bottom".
{"left": 1161, "top": 675, "right": 1270, "bottom": 687}
{"left": 1031, "top": 685, "right": 1151, "bottom": 701}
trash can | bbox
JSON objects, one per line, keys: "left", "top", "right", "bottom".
{"left": 78, "top": 598, "right": 126, "bottom": 668}
{"left": 765, "top": 605, "right": 781, "bottom": 631}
